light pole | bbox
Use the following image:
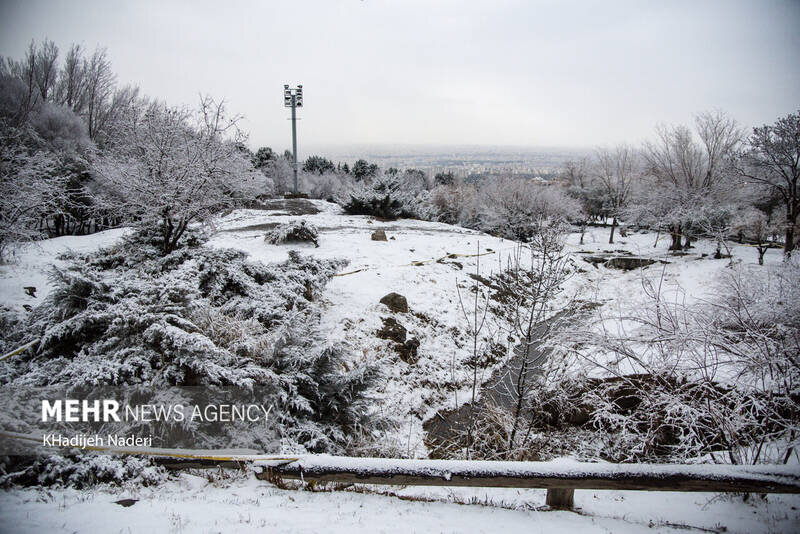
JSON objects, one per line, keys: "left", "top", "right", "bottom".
{"left": 283, "top": 84, "right": 303, "bottom": 194}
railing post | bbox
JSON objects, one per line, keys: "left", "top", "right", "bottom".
{"left": 545, "top": 488, "right": 574, "bottom": 510}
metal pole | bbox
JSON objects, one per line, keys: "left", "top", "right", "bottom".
{"left": 291, "top": 95, "right": 298, "bottom": 194}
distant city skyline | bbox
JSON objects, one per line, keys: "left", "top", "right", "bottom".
{"left": 300, "top": 143, "right": 587, "bottom": 176}
{"left": 1, "top": 0, "right": 798, "bottom": 153}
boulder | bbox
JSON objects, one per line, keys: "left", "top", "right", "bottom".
{"left": 371, "top": 229, "right": 388, "bottom": 241}
{"left": 604, "top": 257, "right": 661, "bottom": 270}
{"left": 380, "top": 292, "right": 408, "bottom": 313}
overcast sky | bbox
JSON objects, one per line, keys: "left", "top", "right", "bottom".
{"left": 1, "top": 0, "right": 798, "bottom": 152}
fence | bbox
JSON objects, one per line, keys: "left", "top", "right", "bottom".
{"left": 3, "top": 430, "right": 799, "bottom": 511}
{"left": 256, "top": 455, "right": 800, "bottom": 509}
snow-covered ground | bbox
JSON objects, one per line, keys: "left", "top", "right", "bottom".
{"left": 0, "top": 201, "right": 788, "bottom": 453}
{"left": 2, "top": 202, "right": 797, "bottom": 532}
{"left": 0, "top": 228, "right": 130, "bottom": 313}
{"left": 208, "top": 201, "right": 525, "bottom": 454}
{"left": 3, "top": 470, "right": 799, "bottom": 533}
{"left": 207, "top": 201, "right": 786, "bottom": 455}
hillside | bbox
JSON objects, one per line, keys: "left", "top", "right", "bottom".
{"left": 1, "top": 199, "right": 787, "bottom": 456}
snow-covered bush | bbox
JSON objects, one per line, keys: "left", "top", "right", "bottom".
{"left": 264, "top": 220, "right": 319, "bottom": 247}
{"left": 0, "top": 304, "right": 25, "bottom": 358}
{"left": 577, "top": 260, "right": 800, "bottom": 464}
{"left": 1, "top": 454, "right": 167, "bottom": 489}
{"left": 445, "top": 253, "right": 799, "bottom": 465}
{"left": 302, "top": 171, "right": 349, "bottom": 201}
{"left": 341, "top": 172, "right": 426, "bottom": 219}
{"left": 29, "top": 102, "right": 91, "bottom": 153}
{"left": 476, "top": 177, "right": 581, "bottom": 241}
{"left": 1, "top": 228, "right": 380, "bottom": 459}
{"left": 428, "top": 182, "right": 479, "bottom": 226}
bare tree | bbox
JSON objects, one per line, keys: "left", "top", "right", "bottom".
{"left": 643, "top": 111, "right": 742, "bottom": 250}
{"left": 0, "top": 127, "right": 64, "bottom": 260}
{"left": 560, "top": 158, "right": 597, "bottom": 244}
{"left": 0, "top": 41, "right": 41, "bottom": 125}
{"left": 499, "top": 220, "right": 573, "bottom": 449}
{"left": 593, "top": 145, "right": 639, "bottom": 244}
{"left": 55, "top": 44, "right": 88, "bottom": 113}
{"left": 94, "top": 97, "right": 264, "bottom": 254}
{"left": 455, "top": 242, "right": 493, "bottom": 459}
{"left": 33, "top": 39, "right": 59, "bottom": 102}
{"left": 738, "top": 110, "right": 800, "bottom": 257}
{"left": 83, "top": 48, "right": 116, "bottom": 141}
{"left": 562, "top": 158, "right": 589, "bottom": 189}
{"left": 732, "top": 208, "right": 777, "bottom": 265}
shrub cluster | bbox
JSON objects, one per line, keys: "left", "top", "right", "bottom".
{"left": 264, "top": 220, "right": 320, "bottom": 247}
{"left": 1, "top": 229, "right": 381, "bottom": 465}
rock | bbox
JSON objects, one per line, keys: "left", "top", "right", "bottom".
{"left": 371, "top": 229, "right": 387, "bottom": 241}
{"left": 603, "top": 257, "right": 661, "bottom": 270}
{"left": 380, "top": 292, "right": 408, "bottom": 313}
{"left": 377, "top": 317, "right": 407, "bottom": 343}
{"left": 581, "top": 255, "right": 609, "bottom": 266}
{"left": 583, "top": 254, "right": 666, "bottom": 271}
{"left": 398, "top": 337, "right": 420, "bottom": 364}
{"left": 376, "top": 317, "right": 418, "bottom": 364}
{"left": 114, "top": 499, "right": 138, "bottom": 507}
{"left": 282, "top": 192, "right": 309, "bottom": 200}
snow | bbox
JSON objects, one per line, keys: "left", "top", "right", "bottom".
{"left": 207, "top": 203, "right": 788, "bottom": 455}
{"left": 2, "top": 471, "right": 799, "bottom": 533}
{"left": 209, "top": 201, "right": 523, "bottom": 454}
{"left": 2, "top": 204, "right": 798, "bottom": 532}
{"left": 0, "top": 228, "right": 130, "bottom": 314}
{"left": 566, "top": 226, "right": 784, "bottom": 307}
{"left": 2, "top": 205, "right": 786, "bottom": 457}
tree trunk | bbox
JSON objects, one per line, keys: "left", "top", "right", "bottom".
{"left": 669, "top": 225, "right": 682, "bottom": 251}
{"left": 608, "top": 217, "right": 617, "bottom": 244}
{"left": 161, "top": 214, "right": 174, "bottom": 256}
{"left": 785, "top": 205, "right": 796, "bottom": 257}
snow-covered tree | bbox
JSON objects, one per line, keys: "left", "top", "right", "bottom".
{"left": 642, "top": 111, "right": 743, "bottom": 250}
{"left": 477, "top": 176, "right": 581, "bottom": 241}
{"left": 738, "top": 110, "right": 800, "bottom": 257}
{"left": 342, "top": 171, "right": 425, "bottom": 219}
{"left": 302, "top": 155, "right": 335, "bottom": 175}
{"left": 429, "top": 180, "right": 478, "bottom": 226}
{"left": 593, "top": 145, "right": 640, "bottom": 244}
{"left": 732, "top": 208, "right": 778, "bottom": 265}
{"left": 2, "top": 230, "right": 380, "bottom": 454}
{"left": 94, "top": 97, "right": 265, "bottom": 254}
{"left": 351, "top": 159, "right": 379, "bottom": 181}
{"left": 0, "top": 125, "right": 63, "bottom": 260}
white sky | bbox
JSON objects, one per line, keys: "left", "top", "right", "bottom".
{"left": 1, "top": 0, "right": 798, "bottom": 152}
